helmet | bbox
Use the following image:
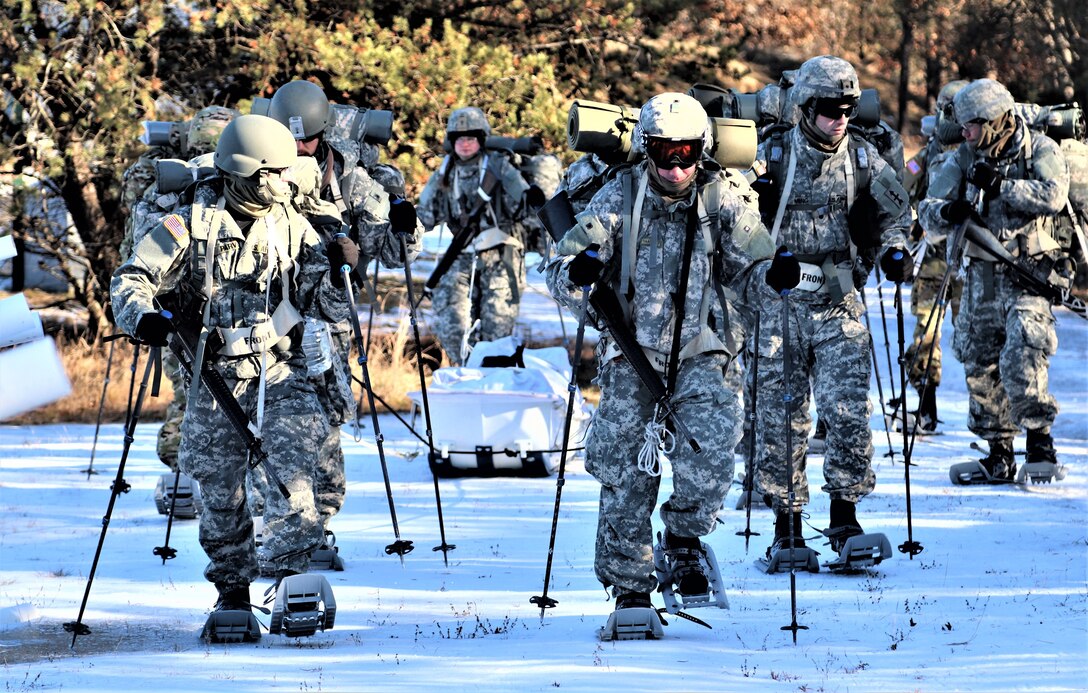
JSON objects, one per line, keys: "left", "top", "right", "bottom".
{"left": 953, "top": 78, "right": 1015, "bottom": 125}
{"left": 936, "top": 80, "right": 970, "bottom": 112}
{"left": 636, "top": 92, "right": 708, "bottom": 142}
{"left": 791, "top": 55, "right": 861, "bottom": 111}
{"left": 446, "top": 106, "right": 491, "bottom": 139}
{"left": 214, "top": 114, "right": 297, "bottom": 178}
{"left": 268, "top": 80, "right": 330, "bottom": 140}
{"left": 186, "top": 106, "right": 240, "bottom": 157}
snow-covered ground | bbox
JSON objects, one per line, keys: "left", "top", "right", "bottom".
{"left": 1, "top": 259, "right": 1086, "bottom": 692}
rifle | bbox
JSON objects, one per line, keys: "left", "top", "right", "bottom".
{"left": 539, "top": 191, "right": 702, "bottom": 452}
{"left": 962, "top": 219, "right": 1084, "bottom": 318}
{"left": 425, "top": 162, "right": 501, "bottom": 291}
{"left": 163, "top": 309, "right": 292, "bottom": 498}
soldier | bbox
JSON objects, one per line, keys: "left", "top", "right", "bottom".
{"left": 546, "top": 92, "right": 774, "bottom": 628}
{"left": 747, "top": 56, "right": 911, "bottom": 568}
{"left": 110, "top": 114, "right": 359, "bottom": 616}
{"left": 919, "top": 78, "right": 1070, "bottom": 484}
{"left": 899, "top": 80, "right": 970, "bottom": 433}
{"left": 264, "top": 79, "right": 424, "bottom": 564}
{"left": 417, "top": 106, "right": 533, "bottom": 366}
{"left": 121, "top": 106, "right": 238, "bottom": 482}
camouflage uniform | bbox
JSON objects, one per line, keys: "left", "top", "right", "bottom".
{"left": 256, "top": 83, "right": 423, "bottom": 536}
{"left": 546, "top": 94, "right": 773, "bottom": 596}
{"left": 558, "top": 153, "right": 619, "bottom": 216}
{"left": 747, "top": 57, "right": 911, "bottom": 513}
{"left": 918, "top": 79, "right": 1069, "bottom": 447}
{"left": 903, "top": 82, "right": 969, "bottom": 394}
{"left": 418, "top": 108, "right": 531, "bottom": 365}
{"left": 111, "top": 117, "right": 349, "bottom": 587}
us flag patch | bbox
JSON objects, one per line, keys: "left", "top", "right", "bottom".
{"left": 163, "top": 214, "right": 188, "bottom": 243}
{"left": 906, "top": 159, "right": 922, "bottom": 175}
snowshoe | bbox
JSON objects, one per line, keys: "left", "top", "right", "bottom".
{"left": 950, "top": 439, "right": 1016, "bottom": 485}
{"left": 1017, "top": 430, "right": 1068, "bottom": 485}
{"left": 153, "top": 472, "right": 202, "bottom": 519}
{"left": 886, "top": 408, "right": 940, "bottom": 436}
{"left": 268, "top": 573, "right": 336, "bottom": 638}
{"left": 652, "top": 531, "right": 729, "bottom": 613}
{"left": 822, "top": 526, "right": 892, "bottom": 572}
{"left": 201, "top": 585, "right": 261, "bottom": 644}
{"left": 308, "top": 530, "right": 345, "bottom": 571}
{"left": 597, "top": 591, "right": 665, "bottom": 641}
{"left": 759, "top": 511, "right": 819, "bottom": 574}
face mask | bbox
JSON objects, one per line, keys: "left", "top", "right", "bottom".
{"left": 974, "top": 110, "right": 1016, "bottom": 159}
{"left": 224, "top": 170, "right": 293, "bottom": 217}
{"left": 935, "top": 113, "right": 965, "bottom": 145}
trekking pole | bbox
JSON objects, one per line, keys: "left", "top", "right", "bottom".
{"left": 365, "top": 257, "right": 380, "bottom": 358}
{"left": 736, "top": 312, "right": 761, "bottom": 549}
{"left": 859, "top": 288, "right": 897, "bottom": 462}
{"left": 530, "top": 265, "right": 593, "bottom": 616}
{"left": 873, "top": 266, "right": 901, "bottom": 419}
{"left": 397, "top": 229, "right": 454, "bottom": 564}
{"left": 893, "top": 276, "right": 923, "bottom": 558}
{"left": 337, "top": 247, "right": 414, "bottom": 559}
{"left": 153, "top": 468, "right": 182, "bottom": 564}
{"left": 83, "top": 338, "right": 118, "bottom": 478}
{"left": 65, "top": 341, "right": 162, "bottom": 648}
{"left": 778, "top": 289, "right": 807, "bottom": 643}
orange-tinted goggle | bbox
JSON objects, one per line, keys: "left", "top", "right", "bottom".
{"left": 645, "top": 138, "right": 702, "bottom": 168}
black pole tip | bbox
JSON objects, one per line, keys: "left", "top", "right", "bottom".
{"left": 735, "top": 529, "right": 761, "bottom": 537}
{"left": 385, "top": 539, "right": 415, "bottom": 556}
{"left": 432, "top": 543, "right": 456, "bottom": 553}
{"left": 153, "top": 546, "right": 176, "bottom": 561}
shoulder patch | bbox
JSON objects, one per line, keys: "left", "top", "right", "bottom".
{"left": 163, "top": 214, "right": 189, "bottom": 243}
{"left": 906, "top": 158, "right": 922, "bottom": 175}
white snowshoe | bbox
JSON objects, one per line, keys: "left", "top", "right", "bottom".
{"left": 760, "top": 539, "right": 820, "bottom": 574}
{"left": 1016, "top": 461, "right": 1067, "bottom": 485}
{"left": 822, "top": 528, "right": 892, "bottom": 572}
{"left": 154, "top": 472, "right": 202, "bottom": 519}
{"left": 732, "top": 472, "right": 767, "bottom": 511}
{"left": 268, "top": 573, "right": 337, "bottom": 638}
{"left": 308, "top": 530, "right": 346, "bottom": 572}
{"left": 886, "top": 408, "right": 940, "bottom": 436}
{"left": 949, "top": 459, "right": 1018, "bottom": 485}
{"left": 652, "top": 531, "right": 729, "bottom": 613}
{"left": 201, "top": 586, "right": 261, "bottom": 644}
{"left": 598, "top": 592, "right": 665, "bottom": 641}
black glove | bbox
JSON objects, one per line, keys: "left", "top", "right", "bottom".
{"left": 765, "top": 245, "right": 800, "bottom": 295}
{"left": 388, "top": 198, "right": 417, "bottom": 236}
{"left": 968, "top": 161, "right": 1004, "bottom": 197}
{"left": 880, "top": 247, "right": 912, "bottom": 284}
{"left": 135, "top": 311, "right": 173, "bottom": 347}
{"left": 525, "top": 185, "right": 546, "bottom": 210}
{"left": 939, "top": 199, "right": 974, "bottom": 225}
{"left": 567, "top": 244, "right": 604, "bottom": 287}
{"left": 327, "top": 236, "right": 360, "bottom": 288}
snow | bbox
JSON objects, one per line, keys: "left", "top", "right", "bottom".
{"left": 1, "top": 260, "right": 1087, "bottom": 692}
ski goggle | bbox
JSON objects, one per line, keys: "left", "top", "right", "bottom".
{"left": 812, "top": 98, "right": 859, "bottom": 121}
{"left": 644, "top": 138, "right": 702, "bottom": 168}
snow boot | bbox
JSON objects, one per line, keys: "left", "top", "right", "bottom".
{"left": 950, "top": 438, "right": 1016, "bottom": 485}
{"left": 808, "top": 417, "right": 828, "bottom": 455}
{"left": 822, "top": 499, "right": 891, "bottom": 572}
{"left": 308, "top": 529, "right": 346, "bottom": 571}
{"left": 652, "top": 530, "right": 729, "bottom": 613}
{"left": 887, "top": 388, "right": 940, "bottom": 436}
{"left": 761, "top": 510, "right": 819, "bottom": 574}
{"left": 1018, "top": 429, "right": 1067, "bottom": 484}
{"left": 268, "top": 571, "right": 337, "bottom": 638}
{"left": 201, "top": 584, "right": 261, "bottom": 643}
{"left": 598, "top": 590, "right": 664, "bottom": 641}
